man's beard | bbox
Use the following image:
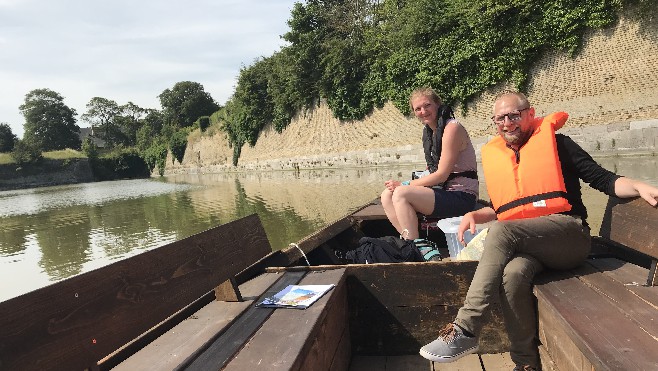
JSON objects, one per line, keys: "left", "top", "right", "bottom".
{"left": 503, "top": 131, "right": 522, "bottom": 144}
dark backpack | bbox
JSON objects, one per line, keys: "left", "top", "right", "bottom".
{"left": 344, "top": 236, "right": 424, "bottom": 264}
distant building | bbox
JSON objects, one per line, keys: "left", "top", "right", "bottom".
{"left": 78, "top": 127, "right": 106, "bottom": 148}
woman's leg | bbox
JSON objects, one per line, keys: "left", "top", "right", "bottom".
{"left": 391, "top": 186, "right": 435, "bottom": 239}
{"left": 381, "top": 188, "right": 403, "bottom": 234}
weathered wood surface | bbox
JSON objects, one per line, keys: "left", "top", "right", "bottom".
{"left": 223, "top": 268, "right": 349, "bottom": 371}
{"left": 351, "top": 203, "right": 388, "bottom": 221}
{"left": 112, "top": 272, "right": 281, "bottom": 370}
{"left": 349, "top": 355, "right": 430, "bottom": 370}
{"left": 535, "top": 260, "right": 658, "bottom": 371}
{"left": 0, "top": 214, "right": 272, "bottom": 371}
{"left": 599, "top": 196, "right": 658, "bottom": 259}
{"left": 184, "top": 270, "right": 306, "bottom": 370}
{"left": 344, "top": 262, "right": 510, "bottom": 355}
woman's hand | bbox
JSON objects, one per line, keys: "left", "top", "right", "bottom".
{"left": 384, "top": 179, "right": 403, "bottom": 191}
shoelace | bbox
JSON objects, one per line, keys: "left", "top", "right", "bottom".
{"left": 437, "top": 324, "right": 458, "bottom": 343}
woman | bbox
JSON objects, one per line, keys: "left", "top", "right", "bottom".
{"left": 381, "top": 87, "right": 479, "bottom": 260}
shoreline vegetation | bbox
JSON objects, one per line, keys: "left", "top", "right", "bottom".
{"left": 3, "top": 4, "right": 657, "bottom": 189}
{"left": 1, "top": 119, "right": 656, "bottom": 192}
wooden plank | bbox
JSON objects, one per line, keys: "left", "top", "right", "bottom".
{"left": 599, "top": 197, "right": 658, "bottom": 259}
{"left": 349, "top": 355, "right": 430, "bottom": 371}
{"left": 432, "top": 354, "right": 482, "bottom": 370}
{"left": 578, "top": 260, "right": 658, "bottom": 338}
{"left": 330, "top": 319, "right": 352, "bottom": 371}
{"left": 223, "top": 268, "right": 348, "bottom": 371}
{"left": 587, "top": 258, "right": 658, "bottom": 308}
{"left": 538, "top": 345, "right": 559, "bottom": 371}
{"left": 480, "top": 353, "right": 514, "bottom": 370}
{"left": 0, "top": 214, "right": 272, "bottom": 371}
{"left": 351, "top": 204, "right": 388, "bottom": 220}
{"left": 344, "top": 262, "right": 509, "bottom": 355}
{"left": 349, "top": 356, "right": 387, "bottom": 371}
{"left": 535, "top": 272, "right": 658, "bottom": 370}
{"left": 184, "top": 270, "right": 307, "bottom": 370}
{"left": 112, "top": 272, "right": 281, "bottom": 370}
{"left": 386, "top": 355, "right": 431, "bottom": 370}
{"left": 215, "top": 278, "right": 242, "bottom": 301}
{"left": 113, "top": 301, "right": 251, "bottom": 370}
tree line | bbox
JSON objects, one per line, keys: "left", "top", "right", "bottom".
{"left": 0, "top": 81, "right": 218, "bottom": 178}
{"left": 219, "top": 0, "right": 655, "bottom": 164}
{"left": 2, "top": 0, "right": 655, "bottom": 173}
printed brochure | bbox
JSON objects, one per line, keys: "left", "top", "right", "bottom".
{"left": 256, "top": 284, "right": 335, "bottom": 309}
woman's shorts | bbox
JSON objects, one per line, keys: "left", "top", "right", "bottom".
{"left": 430, "top": 189, "right": 477, "bottom": 218}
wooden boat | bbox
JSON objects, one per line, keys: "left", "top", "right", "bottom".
{"left": 0, "top": 197, "right": 656, "bottom": 370}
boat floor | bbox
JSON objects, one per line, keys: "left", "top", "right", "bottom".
{"left": 349, "top": 353, "right": 514, "bottom": 370}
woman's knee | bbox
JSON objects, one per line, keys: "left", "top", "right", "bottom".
{"left": 381, "top": 189, "right": 393, "bottom": 204}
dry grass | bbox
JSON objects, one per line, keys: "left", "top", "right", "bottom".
{"left": 43, "top": 149, "right": 86, "bottom": 160}
{"left": 0, "top": 148, "right": 86, "bottom": 164}
{"left": 0, "top": 153, "right": 12, "bottom": 165}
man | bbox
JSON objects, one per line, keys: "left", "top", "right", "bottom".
{"left": 419, "top": 91, "right": 658, "bottom": 370}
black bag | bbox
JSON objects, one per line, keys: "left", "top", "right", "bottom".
{"left": 344, "top": 236, "right": 424, "bottom": 264}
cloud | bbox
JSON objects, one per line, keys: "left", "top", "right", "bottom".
{"left": 0, "top": 0, "right": 294, "bottom": 138}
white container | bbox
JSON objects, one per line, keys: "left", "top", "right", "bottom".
{"left": 436, "top": 216, "right": 489, "bottom": 259}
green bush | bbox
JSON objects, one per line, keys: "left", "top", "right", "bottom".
{"left": 11, "top": 140, "right": 42, "bottom": 165}
{"left": 82, "top": 138, "right": 99, "bottom": 160}
{"left": 91, "top": 148, "right": 150, "bottom": 180}
{"left": 142, "top": 142, "right": 168, "bottom": 176}
{"left": 169, "top": 129, "right": 189, "bottom": 164}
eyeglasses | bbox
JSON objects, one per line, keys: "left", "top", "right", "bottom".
{"left": 492, "top": 107, "right": 530, "bottom": 125}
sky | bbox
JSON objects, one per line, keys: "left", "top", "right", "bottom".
{"left": 0, "top": 0, "right": 297, "bottom": 138}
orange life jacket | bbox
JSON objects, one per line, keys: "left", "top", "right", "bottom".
{"left": 482, "top": 112, "right": 571, "bottom": 220}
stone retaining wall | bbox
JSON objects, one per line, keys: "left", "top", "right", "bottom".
{"left": 0, "top": 159, "right": 94, "bottom": 191}
{"left": 161, "top": 14, "right": 658, "bottom": 176}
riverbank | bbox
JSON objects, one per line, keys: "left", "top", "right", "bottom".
{"left": 0, "top": 159, "right": 94, "bottom": 192}
{"left": 160, "top": 115, "right": 658, "bottom": 176}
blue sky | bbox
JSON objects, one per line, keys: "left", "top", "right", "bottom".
{"left": 0, "top": 0, "right": 296, "bottom": 138}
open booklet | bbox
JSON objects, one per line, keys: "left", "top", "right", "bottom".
{"left": 256, "top": 284, "right": 335, "bottom": 309}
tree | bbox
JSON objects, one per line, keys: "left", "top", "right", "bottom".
{"left": 81, "top": 97, "right": 124, "bottom": 147}
{"left": 118, "top": 102, "right": 146, "bottom": 146}
{"left": 0, "top": 123, "right": 18, "bottom": 152}
{"left": 20, "top": 89, "right": 81, "bottom": 151}
{"left": 158, "top": 81, "right": 220, "bottom": 128}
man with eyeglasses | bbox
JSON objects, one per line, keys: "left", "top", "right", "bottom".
{"left": 419, "top": 90, "right": 658, "bottom": 371}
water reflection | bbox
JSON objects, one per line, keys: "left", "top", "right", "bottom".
{"left": 0, "top": 156, "right": 655, "bottom": 302}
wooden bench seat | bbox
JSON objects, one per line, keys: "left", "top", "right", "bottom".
{"left": 117, "top": 268, "right": 347, "bottom": 370}
{"left": 0, "top": 214, "right": 272, "bottom": 371}
{"left": 534, "top": 197, "right": 658, "bottom": 371}
{"left": 222, "top": 268, "right": 349, "bottom": 371}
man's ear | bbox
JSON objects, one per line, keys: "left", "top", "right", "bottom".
{"left": 528, "top": 107, "right": 536, "bottom": 118}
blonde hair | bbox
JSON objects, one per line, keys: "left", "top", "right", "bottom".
{"left": 409, "top": 87, "right": 442, "bottom": 110}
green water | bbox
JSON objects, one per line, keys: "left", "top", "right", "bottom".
{"left": 0, "top": 156, "right": 655, "bottom": 302}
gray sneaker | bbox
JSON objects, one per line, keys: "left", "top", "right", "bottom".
{"left": 419, "top": 323, "right": 479, "bottom": 363}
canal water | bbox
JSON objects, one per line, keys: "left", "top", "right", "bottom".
{"left": 1, "top": 156, "right": 656, "bottom": 302}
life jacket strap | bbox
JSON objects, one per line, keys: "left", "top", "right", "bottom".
{"left": 495, "top": 191, "right": 568, "bottom": 215}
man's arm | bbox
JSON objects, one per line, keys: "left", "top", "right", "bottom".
{"left": 457, "top": 207, "right": 497, "bottom": 245}
{"left": 614, "top": 177, "right": 658, "bottom": 207}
